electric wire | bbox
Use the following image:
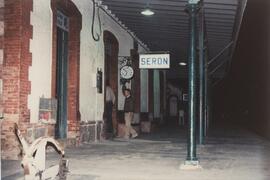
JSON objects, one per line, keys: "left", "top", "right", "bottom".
{"left": 92, "top": 0, "right": 102, "bottom": 41}
{"left": 98, "top": 5, "right": 149, "bottom": 51}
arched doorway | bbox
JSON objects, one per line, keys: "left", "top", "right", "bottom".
{"left": 51, "top": 0, "right": 82, "bottom": 140}
{"left": 103, "top": 31, "right": 119, "bottom": 138}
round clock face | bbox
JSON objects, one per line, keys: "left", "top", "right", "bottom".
{"left": 120, "top": 65, "right": 134, "bottom": 80}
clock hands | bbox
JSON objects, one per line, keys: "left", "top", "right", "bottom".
{"left": 122, "top": 69, "right": 127, "bottom": 76}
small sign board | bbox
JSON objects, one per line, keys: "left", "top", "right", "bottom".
{"left": 139, "top": 53, "right": 170, "bottom": 69}
{"left": 39, "top": 98, "right": 57, "bottom": 124}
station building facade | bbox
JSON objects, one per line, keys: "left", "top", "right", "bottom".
{"left": 0, "top": 0, "right": 166, "bottom": 159}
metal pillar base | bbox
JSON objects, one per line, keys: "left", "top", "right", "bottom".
{"left": 179, "top": 160, "right": 202, "bottom": 170}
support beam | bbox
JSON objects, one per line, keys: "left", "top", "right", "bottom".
{"left": 183, "top": 2, "right": 200, "bottom": 167}
{"left": 198, "top": 3, "right": 205, "bottom": 145}
{"left": 204, "top": 49, "right": 209, "bottom": 137}
{"left": 207, "top": 41, "right": 234, "bottom": 66}
{"left": 209, "top": 58, "right": 228, "bottom": 75}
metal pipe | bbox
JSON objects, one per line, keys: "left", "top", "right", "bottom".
{"left": 225, "top": 0, "right": 248, "bottom": 76}
{"left": 198, "top": 4, "right": 205, "bottom": 145}
{"left": 186, "top": 3, "right": 198, "bottom": 162}
{"left": 207, "top": 41, "right": 234, "bottom": 67}
{"left": 209, "top": 58, "right": 228, "bottom": 75}
{"left": 201, "top": 0, "right": 209, "bottom": 138}
{"left": 207, "top": 78, "right": 212, "bottom": 135}
{"left": 204, "top": 50, "right": 209, "bottom": 137}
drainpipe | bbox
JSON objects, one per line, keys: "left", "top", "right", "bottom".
{"left": 185, "top": 1, "right": 199, "bottom": 165}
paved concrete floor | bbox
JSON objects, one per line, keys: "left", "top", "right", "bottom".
{"left": 2, "top": 125, "right": 270, "bottom": 180}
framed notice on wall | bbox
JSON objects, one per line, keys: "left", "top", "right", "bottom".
{"left": 39, "top": 97, "right": 57, "bottom": 124}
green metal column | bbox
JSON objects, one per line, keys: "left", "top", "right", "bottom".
{"left": 186, "top": 3, "right": 199, "bottom": 163}
{"left": 198, "top": 7, "right": 205, "bottom": 145}
{"left": 204, "top": 50, "right": 209, "bottom": 137}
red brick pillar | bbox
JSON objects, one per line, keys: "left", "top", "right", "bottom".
{"left": 0, "top": 0, "right": 4, "bottom": 117}
{"left": 2, "top": 0, "right": 33, "bottom": 159}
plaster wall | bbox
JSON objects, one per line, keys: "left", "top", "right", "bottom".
{"left": 28, "top": 0, "right": 53, "bottom": 123}
{"left": 28, "top": 0, "right": 149, "bottom": 123}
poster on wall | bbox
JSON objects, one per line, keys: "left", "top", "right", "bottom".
{"left": 39, "top": 97, "right": 57, "bottom": 124}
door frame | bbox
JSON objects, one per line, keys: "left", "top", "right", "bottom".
{"left": 55, "top": 11, "right": 69, "bottom": 138}
{"left": 51, "top": 0, "right": 82, "bottom": 140}
{"left": 103, "top": 31, "right": 119, "bottom": 135}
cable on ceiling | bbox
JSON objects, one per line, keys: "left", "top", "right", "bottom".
{"left": 91, "top": 0, "right": 102, "bottom": 41}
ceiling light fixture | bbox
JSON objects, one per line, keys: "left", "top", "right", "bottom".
{"left": 141, "top": 2, "right": 154, "bottom": 16}
{"left": 179, "top": 62, "right": 187, "bottom": 66}
{"left": 141, "top": 8, "right": 155, "bottom": 16}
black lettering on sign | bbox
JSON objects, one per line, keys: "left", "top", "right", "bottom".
{"left": 163, "top": 57, "right": 168, "bottom": 65}
{"left": 141, "top": 58, "right": 146, "bottom": 65}
{"left": 147, "top": 58, "right": 151, "bottom": 65}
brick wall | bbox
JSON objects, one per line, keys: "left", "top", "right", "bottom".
{"left": 1, "top": 0, "right": 33, "bottom": 159}
{"left": 0, "top": 0, "right": 4, "bottom": 118}
{"left": 1, "top": 0, "right": 55, "bottom": 160}
{"left": 1, "top": 0, "right": 82, "bottom": 160}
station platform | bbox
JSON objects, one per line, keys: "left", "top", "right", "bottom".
{"left": 2, "top": 125, "right": 270, "bottom": 180}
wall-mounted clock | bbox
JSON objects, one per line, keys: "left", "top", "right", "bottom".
{"left": 120, "top": 65, "right": 134, "bottom": 80}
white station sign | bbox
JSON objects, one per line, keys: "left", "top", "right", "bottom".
{"left": 139, "top": 54, "right": 170, "bottom": 69}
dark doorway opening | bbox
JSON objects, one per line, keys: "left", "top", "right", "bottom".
{"left": 55, "top": 12, "right": 69, "bottom": 139}
{"left": 103, "top": 31, "right": 119, "bottom": 138}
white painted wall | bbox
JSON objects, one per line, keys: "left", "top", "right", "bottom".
{"left": 101, "top": 10, "right": 134, "bottom": 111}
{"left": 71, "top": 0, "right": 105, "bottom": 122}
{"left": 28, "top": 0, "right": 148, "bottom": 123}
{"left": 138, "top": 45, "right": 149, "bottom": 112}
{"left": 72, "top": 0, "right": 148, "bottom": 120}
{"left": 28, "top": 0, "right": 53, "bottom": 123}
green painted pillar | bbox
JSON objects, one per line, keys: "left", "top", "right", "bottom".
{"left": 186, "top": 3, "right": 199, "bottom": 163}
{"left": 198, "top": 6, "right": 205, "bottom": 145}
{"left": 204, "top": 50, "right": 209, "bottom": 137}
